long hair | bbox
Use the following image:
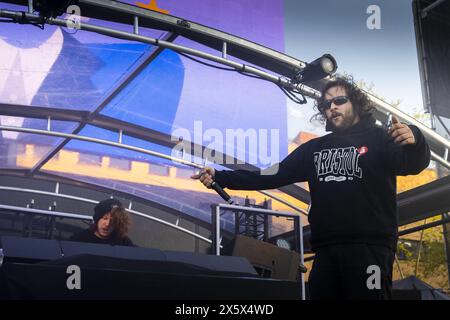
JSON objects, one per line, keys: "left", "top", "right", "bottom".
{"left": 110, "top": 206, "right": 132, "bottom": 239}
{"left": 310, "top": 76, "right": 375, "bottom": 125}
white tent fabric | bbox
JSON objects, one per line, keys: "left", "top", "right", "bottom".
{"left": 393, "top": 276, "right": 450, "bottom": 300}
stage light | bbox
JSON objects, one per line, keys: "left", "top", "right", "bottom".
{"left": 33, "top": 0, "right": 79, "bottom": 20}
{"left": 293, "top": 54, "right": 337, "bottom": 83}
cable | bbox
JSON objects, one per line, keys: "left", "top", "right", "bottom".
{"left": 0, "top": 11, "right": 46, "bottom": 29}
{"left": 278, "top": 85, "right": 307, "bottom": 104}
{"left": 178, "top": 51, "right": 236, "bottom": 71}
{"left": 30, "top": 22, "right": 45, "bottom": 30}
{"left": 1, "top": 11, "right": 311, "bottom": 105}
{"left": 237, "top": 69, "right": 307, "bottom": 104}
{"left": 177, "top": 51, "right": 308, "bottom": 104}
{"left": 0, "top": 18, "right": 44, "bottom": 29}
{"left": 237, "top": 70, "right": 264, "bottom": 80}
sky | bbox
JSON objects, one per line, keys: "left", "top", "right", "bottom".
{"left": 284, "top": 0, "right": 425, "bottom": 138}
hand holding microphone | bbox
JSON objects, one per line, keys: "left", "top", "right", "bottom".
{"left": 191, "top": 167, "right": 233, "bottom": 204}
{"left": 191, "top": 166, "right": 215, "bottom": 188}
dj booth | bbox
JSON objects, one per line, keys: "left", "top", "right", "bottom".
{"left": 0, "top": 236, "right": 301, "bottom": 300}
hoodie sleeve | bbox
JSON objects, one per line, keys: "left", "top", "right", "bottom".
{"left": 383, "top": 125, "right": 431, "bottom": 176}
{"left": 215, "top": 142, "right": 311, "bottom": 190}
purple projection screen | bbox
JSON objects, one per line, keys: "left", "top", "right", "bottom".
{"left": 0, "top": 0, "right": 290, "bottom": 224}
{"left": 0, "top": 0, "right": 288, "bottom": 162}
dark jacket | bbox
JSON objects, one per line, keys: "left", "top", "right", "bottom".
{"left": 70, "top": 228, "right": 135, "bottom": 247}
{"left": 215, "top": 116, "right": 431, "bottom": 251}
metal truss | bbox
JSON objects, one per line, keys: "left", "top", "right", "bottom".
{"left": 27, "top": 31, "right": 178, "bottom": 175}
{"left": 0, "top": 103, "right": 311, "bottom": 206}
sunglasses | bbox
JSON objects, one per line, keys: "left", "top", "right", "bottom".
{"left": 319, "top": 96, "right": 349, "bottom": 111}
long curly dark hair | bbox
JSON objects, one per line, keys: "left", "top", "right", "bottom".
{"left": 311, "top": 76, "right": 375, "bottom": 125}
{"left": 91, "top": 207, "right": 132, "bottom": 240}
{"left": 110, "top": 206, "right": 132, "bottom": 239}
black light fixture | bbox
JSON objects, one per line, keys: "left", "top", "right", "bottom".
{"left": 33, "top": 0, "right": 79, "bottom": 20}
{"left": 293, "top": 54, "right": 337, "bottom": 83}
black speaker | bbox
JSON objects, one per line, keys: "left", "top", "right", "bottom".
{"left": 0, "top": 235, "right": 62, "bottom": 263}
{"left": 0, "top": 236, "right": 300, "bottom": 299}
{"left": 223, "top": 235, "right": 302, "bottom": 282}
{"left": 413, "top": 0, "right": 450, "bottom": 118}
{"left": 0, "top": 236, "right": 256, "bottom": 276}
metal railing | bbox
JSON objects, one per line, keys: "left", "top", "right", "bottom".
{"left": 0, "top": 185, "right": 212, "bottom": 244}
{"left": 211, "top": 203, "right": 305, "bottom": 300}
{"left": 0, "top": 125, "right": 308, "bottom": 215}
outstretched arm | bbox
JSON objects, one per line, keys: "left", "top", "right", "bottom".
{"left": 191, "top": 143, "right": 310, "bottom": 190}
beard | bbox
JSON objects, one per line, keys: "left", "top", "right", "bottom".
{"left": 326, "top": 110, "right": 357, "bottom": 133}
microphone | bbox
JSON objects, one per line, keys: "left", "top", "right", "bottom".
{"left": 211, "top": 181, "right": 234, "bottom": 204}
{"left": 197, "top": 158, "right": 233, "bottom": 204}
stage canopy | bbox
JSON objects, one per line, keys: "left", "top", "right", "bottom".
{"left": 0, "top": 0, "right": 449, "bottom": 235}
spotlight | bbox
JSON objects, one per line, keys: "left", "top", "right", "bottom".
{"left": 33, "top": 0, "right": 79, "bottom": 20}
{"left": 293, "top": 54, "right": 337, "bottom": 83}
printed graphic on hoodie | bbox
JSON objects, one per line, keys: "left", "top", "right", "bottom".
{"left": 313, "top": 146, "right": 368, "bottom": 182}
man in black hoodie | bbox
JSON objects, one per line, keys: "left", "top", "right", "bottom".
{"left": 191, "top": 77, "right": 431, "bottom": 299}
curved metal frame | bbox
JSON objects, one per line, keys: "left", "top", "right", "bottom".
{"left": 0, "top": 102, "right": 311, "bottom": 204}
{"left": 364, "top": 90, "right": 450, "bottom": 170}
{"left": 1, "top": 0, "right": 449, "bottom": 291}
{"left": 1, "top": 6, "right": 448, "bottom": 169}
{"left": 3, "top": 0, "right": 308, "bottom": 77}
{"left": 0, "top": 185, "right": 213, "bottom": 244}
{"left": 0, "top": 9, "right": 320, "bottom": 99}
{"left": 0, "top": 168, "right": 222, "bottom": 230}
{"left": 0, "top": 203, "right": 92, "bottom": 220}
{"left": 0, "top": 125, "right": 308, "bottom": 214}
{"left": 1, "top": 1, "right": 449, "bottom": 221}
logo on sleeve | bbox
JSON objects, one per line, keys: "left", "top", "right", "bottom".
{"left": 313, "top": 146, "right": 367, "bottom": 182}
{"left": 357, "top": 146, "right": 369, "bottom": 155}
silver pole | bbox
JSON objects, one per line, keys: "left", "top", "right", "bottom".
{"left": 4, "top": 10, "right": 447, "bottom": 168}
{"left": 215, "top": 205, "right": 221, "bottom": 255}
{"left": 0, "top": 10, "right": 320, "bottom": 99}
{"left": 0, "top": 185, "right": 98, "bottom": 204}
{"left": 258, "top": 190, "right": 308, "bottom": 216}
{"left": 364, "top": 91, "right": 450, "bottom": 150}
{"left": 47, "top": 116, "right": 51, "bottom": 131}
{"left": 27, "top": 0, "right": 33, "bottom": 14}
{"left": 0, "top": 186, "right": 213, "bottom": 244}
{"left": 0, "top": 124, "right": 311, "bottom": 213}
{"left": 222, "top": 42, "right": 227, "bottom": 59}
{"left": 2, "top": 8, "right": 449, "bottom": 154}
{"left": 298, "top": 215, "right": 305, "bottom": 300}
{"left": 133, "top": 16, "right": 139, "bottom": 35}
{"left": 118, "top": 129, "right": 123, "bottom": 144}
{"left": 0, "top": 124, "right": 202, "bottom": 168}
{"left": 218, "top": 203, "right": 305, "bottom": 217}
{"left": 431, "top": 150, "right": 450, "bottom": 170}
{"left": 0, "top": 203, "right": 91, "bottom": 220}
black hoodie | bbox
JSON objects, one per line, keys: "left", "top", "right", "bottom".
{"left": 215, "top": 115, "right": 431, "bottom": 251}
